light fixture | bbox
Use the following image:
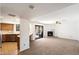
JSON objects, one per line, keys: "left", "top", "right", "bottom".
{"left": 56, "top": 21, "right": 61, "bottom": 24}
{"left": 8, "top": 14, "right": 16, "bottom": 17}
{"left": 29, "top": 5, "right": 34, "bottom": 10}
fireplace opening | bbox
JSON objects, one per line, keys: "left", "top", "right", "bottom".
{"left": 47, "top": 31, "right": 53, "bottom": 36}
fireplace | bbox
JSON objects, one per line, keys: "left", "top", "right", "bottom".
{"left": 47, "top": 31, "right": 53, "bottom": 36}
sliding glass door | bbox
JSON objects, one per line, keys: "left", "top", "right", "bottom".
{"left": 35, "top": 25, "right": 43, "bottom": 39}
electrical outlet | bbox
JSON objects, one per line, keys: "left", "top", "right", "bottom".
{"left": 24, "top": 44, "right": 26, "bottom": 46}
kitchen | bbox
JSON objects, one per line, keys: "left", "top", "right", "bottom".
{"left": 0, "top": 15, "right": 20, "bottom": 55}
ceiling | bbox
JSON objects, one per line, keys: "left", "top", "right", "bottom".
{"left": 1, "top": 3, "right": 75, "bottom": 20}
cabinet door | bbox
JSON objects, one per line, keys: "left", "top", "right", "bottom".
{"left": 9, "top": 35, "right": 16, "bottom": 41}
{"left": 1, "top": 23, "right": 13, "bottom": 31}
{"left": 2, "top": 34, "right": 17, "bottom": 42}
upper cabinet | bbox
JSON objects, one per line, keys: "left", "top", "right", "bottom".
{"left": 0, "top": 23, "right": 14, "bottom": 31}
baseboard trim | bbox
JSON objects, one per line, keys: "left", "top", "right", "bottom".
{"left": 18, "top": 47, "right": 30, "bottom": 55}
{"left": 54, "top": 36, "right": 79, "bottom": 42}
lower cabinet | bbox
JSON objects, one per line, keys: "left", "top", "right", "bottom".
{"left": 2, "top": 34, "right": 18, "bottom": 42}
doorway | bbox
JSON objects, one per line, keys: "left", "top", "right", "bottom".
{"left": 35, "top": 25, "right": 43, "bottom": 39}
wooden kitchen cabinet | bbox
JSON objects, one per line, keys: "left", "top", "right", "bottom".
{"left": 0, "top": 23, "right": 14, "bottom": 31}
{"left": 2, "top": 34, "right": 18, "bottom": 42}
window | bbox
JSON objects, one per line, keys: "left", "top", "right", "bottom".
{"left": 16, "top": 24, "right": 20, "bottom": 31}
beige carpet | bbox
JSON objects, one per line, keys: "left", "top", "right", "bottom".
{"left": 19, "top": 37, "right": 79, "bottom": 55}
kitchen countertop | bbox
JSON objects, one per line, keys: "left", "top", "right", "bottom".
{"left": 1, "top": 31, "right": 20, "bottom": 35}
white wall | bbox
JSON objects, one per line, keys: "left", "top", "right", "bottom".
{"left": 20, "top": 18, "right": 30, "bottom": 51}
{"left": 0, "top": 16, "right": 20, "bottom": 24}
{"left": 53, "top": 4, "right": 79, "bottom": 41}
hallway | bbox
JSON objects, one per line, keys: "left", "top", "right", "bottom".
{"left": 19, "top": 37, "right": 79, "bottom": 55}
